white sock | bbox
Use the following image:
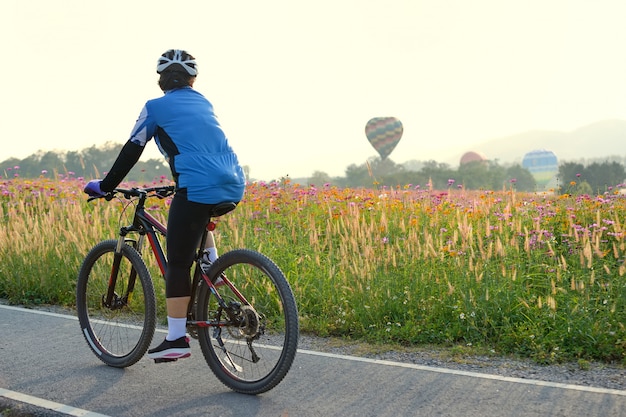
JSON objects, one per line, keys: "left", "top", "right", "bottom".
{"left": 206, "top": 247, "right": 218, "bottom": 262}
{"left": 166, "top": 316, "right": 187, "bottom": 341}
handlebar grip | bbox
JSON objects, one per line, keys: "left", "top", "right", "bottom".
{"left": 86, "top": 192, "right": 115, "bottom": 202}
{"left": 86, "top": 186, "right": 174, "bottom": 202}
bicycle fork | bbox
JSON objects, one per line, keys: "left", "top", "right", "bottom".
{"left": 102, "top": 236, "right": 142, "bottom": 309}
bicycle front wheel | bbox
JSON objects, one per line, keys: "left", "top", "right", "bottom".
{"left": 195, "top": 249, "right": 299, "bottom": 395}
{"left": 76, "top": 239, "right": 156, "bottom": 368}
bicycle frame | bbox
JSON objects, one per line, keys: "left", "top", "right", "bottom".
{"left": 102, "top": 186, "right": 249, "bottom": 326}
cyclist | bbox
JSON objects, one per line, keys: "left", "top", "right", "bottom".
{"left": 84, "top": 49, "right": 246, "bottom": 361}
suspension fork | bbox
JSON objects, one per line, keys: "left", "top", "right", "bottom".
{"left": 125, "top": 235, "right": 145, "bottom": 296}
{"left": 103, "top": 234, "right": 143, "bottom": 308}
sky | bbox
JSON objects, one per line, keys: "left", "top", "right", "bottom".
{"left": 2, "top": 0, "right": 626, "bottom": 180}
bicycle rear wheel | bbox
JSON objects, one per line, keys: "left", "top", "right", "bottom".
{"left": 195, "top": 249, "right": 299, "bottom": 394}
{"left": 76, "top": 239, "right": 156, "bottom": 368}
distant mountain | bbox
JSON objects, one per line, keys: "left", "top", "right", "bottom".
{"left": 448, "top": 119, "right": 626, "bottom": 166}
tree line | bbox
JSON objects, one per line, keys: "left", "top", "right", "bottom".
{"left": 2, "top": 143, "right": 625, "bottom": 194}
{"left": 308, "top": 158, "right": 536, "bottom": 191}
{"left": 311, "top": 157, "right": 626, "bottom": 194}
{"left": 1, "top": 142, "right": 169, "bottom": 183}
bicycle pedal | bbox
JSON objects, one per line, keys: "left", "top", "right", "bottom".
{"left": 154, "top": 358, "right": 178, "bottom": 363}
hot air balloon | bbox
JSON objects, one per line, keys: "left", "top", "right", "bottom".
{"left": 460, "top": 151, "right": 487, "bottom": 166}
{"left": 522, "top": 149, "right": 559, "bottom": 188}
{"left": 365, "top": 117, "right": 403, "bottom": 160}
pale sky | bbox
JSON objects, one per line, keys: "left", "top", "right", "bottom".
{"left": 2, "top": 0, "right": 626, "bottom": 180}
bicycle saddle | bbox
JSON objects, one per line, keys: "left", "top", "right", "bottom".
{"left": 209, "top": 202, "right": 238, "bottom": 217}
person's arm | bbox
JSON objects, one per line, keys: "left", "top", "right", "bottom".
{"left": 100, "top": 141, "right": 145, "bottom": 192}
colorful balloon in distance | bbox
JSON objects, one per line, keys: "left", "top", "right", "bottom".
{"left": 365, "top": 117, "right": 403, "bottom": 160}
{"left": 460, "top": 151, "right": 487, "bottom": 165}
{"left": 522, "top": 149, "right": 559, "bottom": 187}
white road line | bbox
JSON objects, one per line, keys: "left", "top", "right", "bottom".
{"left": 2, "top": 304, "right": 626, "bottom": 400}
{"left": 0, "top": 388, "right": 112, "bottom": 417}
{"left": 0, "top": 304, "right": 79, "bottom": 319}
{"left": 298, "top": 348, "right": 626, "bottom": 396}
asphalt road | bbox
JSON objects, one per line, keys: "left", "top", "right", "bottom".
{"left": 1, "top": 304, "right": 625, "bottom": 417}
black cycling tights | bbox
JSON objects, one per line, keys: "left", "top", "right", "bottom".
{"left": 165, "top": 191, "right": 214, "bottom": 298}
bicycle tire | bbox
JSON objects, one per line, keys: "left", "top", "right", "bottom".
{"left": 76, "top": 239, "right": 157, "bottom": 368}
{"left": 195, "top": 249, "right": 299, "bottom": 394}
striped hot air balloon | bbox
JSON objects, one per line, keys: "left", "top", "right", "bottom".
{"left": 522, "top": 149, "right": 559, "bottom": 188}
{"left": 365, "top": 117, "right": 403, "bottom": 160}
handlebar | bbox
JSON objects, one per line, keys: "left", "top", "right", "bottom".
{"left": 87, "top": 185, "right": 176, "bottom": 202}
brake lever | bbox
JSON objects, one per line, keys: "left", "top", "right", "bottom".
{"left": 87, "top": 192, "right": 115, "bottom": 202}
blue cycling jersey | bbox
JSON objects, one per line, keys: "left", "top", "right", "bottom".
{"left": 128, "top": 87, "right": 245, "bottom": 204}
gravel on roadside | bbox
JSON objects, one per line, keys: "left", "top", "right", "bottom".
{"left": 297, "top": 334, "right": 626, "bottom": 391}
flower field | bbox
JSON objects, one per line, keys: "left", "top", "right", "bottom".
{"left": 1, "top": 176, "right": 625, "bottom": 364}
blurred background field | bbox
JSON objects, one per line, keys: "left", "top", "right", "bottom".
{"left": 1, "top": 177, "right": 625, "bottom": 364}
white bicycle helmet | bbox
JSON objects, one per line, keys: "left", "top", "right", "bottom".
{"left": 156, "top": 49, "right": 198, "bottom": 75}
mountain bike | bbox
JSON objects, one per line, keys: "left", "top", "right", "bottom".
{"left": 76, "top": 185, "right": 299, "bottom": 395}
